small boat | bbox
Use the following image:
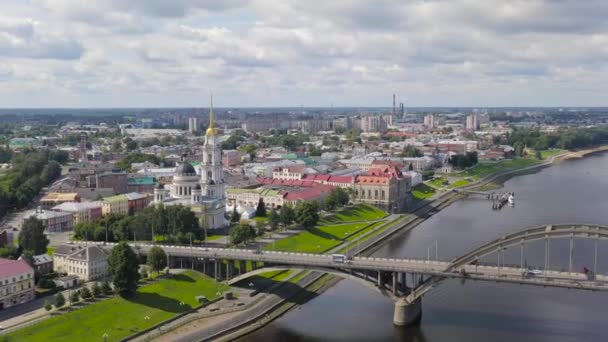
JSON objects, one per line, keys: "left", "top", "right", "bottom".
{"left": 507, "top": 193, "right": 515, "bottom": 204}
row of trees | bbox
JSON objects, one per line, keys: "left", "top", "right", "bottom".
{"left": 448, "top": 152, "right": 479, "bottom": 169}
{"left": 508, "top": 126, "right": 608, "bottom": 152}
{"left": 0, "top": 150, "right": 63, "bottom": 219}
{"left": 73, "top": 204, "right": 203, "bottom": 243}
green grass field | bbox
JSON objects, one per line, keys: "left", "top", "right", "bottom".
{"left": 205, "top": 235, "right": 224, "bottom": 241}
{"left": 318, "top": 204, "right": 387, "bottom": 225}
{"left": 428, "top": 177, "right": 448, "bottom": 188}
{"left": 539, "top": 149, "right": 566, "bottom": 159}
{"left": 412, "top": 183, "right": 436, "bottom": 201}
{"left": 448, "top": 179, "right": 471, "bottom": 188}
{"left": 5, "top": 271, "right": 229, "bottom": 342}
{"left": 316, "top": 222, "right": 371, "bottom": 239}
{"left": 460, "top": 158, "right": 541, "bottom": 179}
{"left": 264, "top": 221, "right": 381, "bottom": 254}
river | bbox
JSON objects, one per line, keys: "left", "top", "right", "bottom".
{"left": 239, "top": 152, "right": 608, "bottom": 342}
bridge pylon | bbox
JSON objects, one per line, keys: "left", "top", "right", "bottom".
{"left": 393, "top": 297, "right": 422, "bottom": 326}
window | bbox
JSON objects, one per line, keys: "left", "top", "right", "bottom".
{"left": 207, "top": 171, "right": 212, "bottom": 179}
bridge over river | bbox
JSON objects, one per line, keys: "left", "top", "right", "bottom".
{"left": 78, "top": 223, "right": 608, "bottom": 326}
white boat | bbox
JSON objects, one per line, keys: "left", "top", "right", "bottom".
{"left": 508, "top": 193, "right": 515, "bottom": 204}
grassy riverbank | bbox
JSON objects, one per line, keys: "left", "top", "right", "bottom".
{"left": 5, "top": 271, "right": 229, "bottom": 342}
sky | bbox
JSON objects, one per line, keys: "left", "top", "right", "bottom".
{"left": 0, "top": 0, "right": 607, "bottom": 108}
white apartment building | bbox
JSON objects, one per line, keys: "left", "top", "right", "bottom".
{"left": 53, "top": 245, "right": 109, "bottom": 281}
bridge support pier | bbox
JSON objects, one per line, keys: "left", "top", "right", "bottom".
{"left": 393, "top": 298, "right": 422, "bottom": 327}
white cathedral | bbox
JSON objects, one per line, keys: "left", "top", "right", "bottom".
{"left": 153, "top": 98, "right": 226, "bottom": 229}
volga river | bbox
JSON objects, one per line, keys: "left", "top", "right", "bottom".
{"left": 240, "top": 152, "right": 608, "bottom": 342}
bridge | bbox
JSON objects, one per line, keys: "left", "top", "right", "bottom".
{"left": 82, "top": 223, "right": 608, "bottom": 326}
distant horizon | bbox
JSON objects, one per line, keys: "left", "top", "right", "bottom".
{"left": 0, "top": 105, "right": 606, "bottom": 110}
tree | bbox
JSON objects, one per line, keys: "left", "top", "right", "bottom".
{"left": 108, "top": 242, "right": 140, "bottom": 297}
{"left": 69, "top": 290, "right": 80, "bottom": 304}
{"left": 19, "top": 217, "right": 49, "bottom": 255}
{"left": 55, "top": 292, "right": 65, "bottom": 308}
{"left": 295, "top": 201, "right": 320, "bottom": 229}
{"left": 91, "top": 283, "right": 102, "bottom": 298}
{"left": 44, "top": 299, "right": 52, "bottom": 311}
{"left": 255, "top": 198, "right": 267, "bottom": 217}
{"left": 279, "top": 205, "right": 295, "bottom": 227}
{"left": 230, "top": 206, "right": 241, "bottom": 224}
{"left": 147, "top": 246, "right": 167, "bottom": 274}
{"left": 80, "top": 287, "right": 92, "bottom": 300}
{"left": 101, "top": 280, "right": 113, "bottom": 295}
{"left": 49, "top": 150, "right": 69, "bottom": 164}
{"left": 230, "top": 223, "right": 256, "bottom": 245}
{"left": 323, "top": 191, "right": 338, "bottom": 211}
{"left": 535, "top": 150, "right": 542, "bottom": 160}
{"left": 268, "top": 209, "right": 280, "bottom": 230}
{"left": 333, "top": 187, "right": 349, "bottom": 207}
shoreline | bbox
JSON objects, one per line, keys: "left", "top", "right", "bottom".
{"left": 144, "top": 146, "right": 607, "bottom": 341}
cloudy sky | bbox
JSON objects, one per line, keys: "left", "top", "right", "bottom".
{"left": 1, "top": 0, "right": 607, "bottom": 107}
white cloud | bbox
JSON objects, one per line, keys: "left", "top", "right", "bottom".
{"left": 0, "top": 0, "right": 607, "bottom": 106}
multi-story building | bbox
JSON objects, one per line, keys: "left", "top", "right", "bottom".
{"left": 272, "top": 165, "right": 306, "bottom": 180}
{"left": 241, "top": 120, "right": 274, "bottom": 133}
{"left": 127, "top": 176, "right": 156, "bottom": 193}
{"left": 352, "top": 165, "right": 410, "bottom": 212}
{"left": 53, "top": 244, "right": 108, "bottom": 281}
{"left": 125, "top": 192, "right": 152, "bottom": 213}
{"left": 40, "top": 192, "right": 80, "bottom": 209}
{"left": 22, "top": 208, "right": 74, "bottom": 232}
{"left": 0, "top": 258, "right": 35, "bottom": 310}
{"left": 222, "top": 150, "right": 244, "bottom": 167}
{"left": 52, "top": 202, "right": 103, "bottom": 224}
{"left": 360, "top": 115, "right": 388, "bottom": 133}
{"left": 188, "top": 117, "right": 198, "bottom": 133}
{"left": 423, "top": 114, "right": 436, "bottom": 129}
{"left": 101, "top": 194, "right": 129, "bottom": 216}
{"left": 226, "top": 188, "right": 285, "bottom": 209}
{"left": 93, "top": 172, "right": 128, "bottom": 194}
{"left": 466, "top": 114, "right": 479, "bottom": 130}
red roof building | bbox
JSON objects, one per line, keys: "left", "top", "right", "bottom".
{"left": 0, "top": 258, "right": 35, "bottom": 309}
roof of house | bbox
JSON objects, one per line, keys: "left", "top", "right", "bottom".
{"left": 127, "top": 177, "right": 156, "bottom": 185}
{"left": 125, "top": 192, "right": 149, "bottom": 201}
{"left": 283, "top": 184, "right": 334, "bottom": 201}
{"left": 24, "top": 209, "right": 73, "bottom": 220}
{"left": 41, "top": 192, "right": 80, "bottom": 202}
{"left": 0, "top": 258, "right": 33, "bottom": 278}
{"left": 33, "top": 254, "right": 53, "bottom": 265}
{"left": 53, "top": 244, "right": 108, "bottom": 262}
{"left": 302, "top": 174, "right": 354, "bottom": 184}
{"left": 52, "top": 201, "right": 102, "bottom": 212}
{"left": 103, "top": 194, "right": 128, "bottom": 203}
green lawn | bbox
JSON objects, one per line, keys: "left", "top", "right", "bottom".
{"left": 264, "top": 219, "right": 389, "bottom": 254}
{"left": 254, "top": 216, "right": 269, "bottom": 225}
{"left": 460, "top": 158, "right": 541, "bottom": 180}
{"left": 264, "top": 229, "right": 342, "bottom": 253}
{"left": 5, "top": 271, "right": 229, "bottom": 342}
{"left": 412, "top": 183, "right": 436, "bottom": 201}
{"left": 539, "top": 149, "right": 566, "bottom": 159}
{"left": 259, "top": 270, "right": 294, "bottom": 281}
{"left": 428, "top": 177, "right": 448, "bottom": 188}
{"left": 316, "top": 222, "right": 371, "bottom": 239}
{"left": 448, "top": 179, "right": 471, "bottom": 188}
{"left": 206, "top": 235, "right": 224, "bottom": 241}
{"left": 318, "top": 204, "right": 387, "bottom": 225}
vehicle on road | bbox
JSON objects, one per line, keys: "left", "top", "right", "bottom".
{"left": 527, "top": 269, "right": 543, "bottom": 276}
{"left": 331, "top": 254, "right": 348, "bottom": 263}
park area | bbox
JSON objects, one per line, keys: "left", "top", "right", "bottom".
{"left": 411, "top": 183, "right": 436, "bottom": 201}
{"left": 4, "top": 271, "right": 229, "bottom": 342}
{"left": 318, "top": 204, "right": 387, "bottom": 225}
{"left": 459, "top": 158, "right": 541, "bottom": 180}
{"left": 265, "top": 205, "right": 388, "bottom": 253}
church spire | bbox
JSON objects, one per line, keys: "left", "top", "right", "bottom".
{"left": 206, "top": 94, "right": 217, "bottom": 136}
